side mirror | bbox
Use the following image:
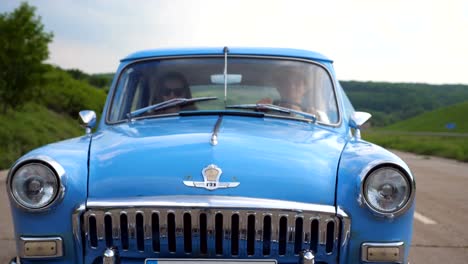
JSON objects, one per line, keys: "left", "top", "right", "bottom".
{"left": 349, "top": 111, "right": 371, "bottom": 140}
{"left": 79, "top": 110, "right": 97, "bottom": 134}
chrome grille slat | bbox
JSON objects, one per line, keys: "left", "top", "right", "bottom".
{"left": 82, "top": 196, "right": 347, "bottom": 261}
{"left": 270, "top": 213, "right": 279, "bottom": 256}
{"left": 158, "top": 210, "right": 168, "bottom": 254}
{"left": 223, "top": 211, "right": 232, "bottom": 257}
{"left": 144, "top": 209, "right": 152, "bottom": 241}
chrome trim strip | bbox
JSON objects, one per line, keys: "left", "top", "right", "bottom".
{"left": 72, "top": 203, "right": 86, "bottom": 258}
{"left": 358, "top": 161, "right": 416, "bottom": 218}
{"left": 336, "top": 207, "right": 351, "bottom": 248}
{"left": 361, "top": 241, "right": 405, "bottom": 263}
{"left": 86, "top": 196, "right": 336, "bottom": 214}
{"left": 7, "top": 155, "right": 66, "bottom": 212}
{"left": 105, "top": 54, "right": 342, "bottom": 128}
{"left": 18, "top": 236, "right": 63, "bottom": 258}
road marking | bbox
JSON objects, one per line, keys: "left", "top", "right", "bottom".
{"left": 414, "top": 211, "right": 437, "bottom": 225}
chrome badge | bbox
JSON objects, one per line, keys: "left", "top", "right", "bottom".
{"left": 183, "top": 164, "right": 240, "bottom": 190}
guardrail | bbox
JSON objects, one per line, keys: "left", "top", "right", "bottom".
{"left": 364, "top": 131, "right": 468, "bottom": 137}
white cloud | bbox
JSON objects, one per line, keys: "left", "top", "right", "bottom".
{"left": 2, "top": 0, "right": 468, "bottom": 83}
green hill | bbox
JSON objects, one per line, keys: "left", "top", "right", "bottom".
{"left": 364, "top": 101, "right": 468, "bottom": 162}
{"left": 0, "top": 66, "right": 107, "bottom": 169}
{"left": 341, "top": 81, "right": 468, "bottom": 126}
{"left": 385, "top": 101, "right": 468, "bottom": 133}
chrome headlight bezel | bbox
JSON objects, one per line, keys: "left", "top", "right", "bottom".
{"left": 7, "top": 156, "right": 66, "bottom": 212}
{"left": 359, "top": 162, "right": 415, "bottom": 218}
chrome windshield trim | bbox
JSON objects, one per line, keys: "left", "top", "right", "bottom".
{"left": 105, "top": 54, "right": 342, "bottom": 128}
{"left": 86, "top": 195, "right": 336, "bottom": 214}
{"left": 7, "top": 155, "right": 66, "bottom": 212}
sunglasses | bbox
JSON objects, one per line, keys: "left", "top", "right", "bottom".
{"left": 162, "top": 87, "right": 185, "bottom": 97}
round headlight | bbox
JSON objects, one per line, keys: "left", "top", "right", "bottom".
{"left": 363, "top": 167, "right": 412, "bottom": 215}
{"left": 10, "top": 163, "right": 59, "bottom": 209}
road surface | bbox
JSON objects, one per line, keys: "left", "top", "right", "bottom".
{"left": 1, "top": 150, "right": 467, "bottom": 263}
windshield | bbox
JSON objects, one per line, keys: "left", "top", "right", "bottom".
{"left": 108, "top": 57, "right": 339, "bottom": 124}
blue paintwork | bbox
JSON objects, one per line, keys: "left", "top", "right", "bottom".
{"left": 8, "top": 47, "right": 415, "bottom": 264}
{"left": 336, "top": 140, "right": 415, "bottom": 263}
{"left": 89, "top": 115, "right": 346, "bottom": 205}
{"left": 8, "top": 137, "right": 90, "bottom": 263}
{"left": 122, "top": 47, "right": 333, "bottom": 63}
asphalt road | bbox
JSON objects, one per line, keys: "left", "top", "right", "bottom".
{"left": 1, "top": 150, "right": 467, "bottom": 263}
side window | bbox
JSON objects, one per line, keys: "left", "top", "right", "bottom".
{"left": 339, "top": 84, "right": 355, "bottom": 119}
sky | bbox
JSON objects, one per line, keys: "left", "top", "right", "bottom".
{"left": 1, "top": 0, "right": 468, "bottom": 84}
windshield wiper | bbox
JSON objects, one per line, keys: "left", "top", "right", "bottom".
{"left": 226, "top": 103, "right": 317, "bottom": 122}
{"left": 127, "top": 97, "right": 218, "bottom": 119}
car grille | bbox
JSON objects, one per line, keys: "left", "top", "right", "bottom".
{"left": 78, "top": 196, "right": 350, "bottom": 263}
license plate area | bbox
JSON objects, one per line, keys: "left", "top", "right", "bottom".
{"left": 145, "top": 259, "right": 277, "bottom": 264}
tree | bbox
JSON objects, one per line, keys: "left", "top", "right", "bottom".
{"left": 0, "top": 3, "right": 53, "bottom": 113}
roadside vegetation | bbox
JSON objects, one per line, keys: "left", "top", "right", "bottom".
{"left": 364, "top": 133, "right": 468, "bottom": 162}
{"left": 363, "top": 101, "right": 468, "bottom": 162}
{"left": 1, "top": 3, "right": 468, "bottom": 169}
{"left": 384, "top": 101, "right": 468, "bottom": 133}
{"left": 0, "top": 3, "right": 107, "bottom": 169}
{"left": 342, "top": 81, "right": 468, "bottom": 127}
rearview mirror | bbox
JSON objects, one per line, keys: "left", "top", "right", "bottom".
{"left": 210, "top": 74, "right": 242, "bottom": 84}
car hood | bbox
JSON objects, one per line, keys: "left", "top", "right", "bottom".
{"left": 89, "top": 115, "right": 346, "bottom": 205}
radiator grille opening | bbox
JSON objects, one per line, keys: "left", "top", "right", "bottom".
{"left": 168, "top": 213, "right": 176, "bottom": 253}
{"left": 83, "top": 203, "right": 346, "bottom": 261}
{"left": 89, "top": 215, "right": 98, "bottom": 248}
{"left": 278, "top": 216, "right": 287, "bottom": 256}
{"left": 262, "top": 215, "right": 271, "bottom": 256}
{"left": 183, "top": 213, "right": 192, "bottom": 253}
{"left": 326, "top": 221, "right": 335, "bottom": 254}
{"left": 104, "top": 214, "right": 113, "bottom": 247}
{"left": 310, "top": 219, "right": 319, "bottom": 253}
{"left": 200, "top": 213, "right": 208, "bottom": 255}
{"left": 136, "top": 213, "right": 144, "bottom": 251}
{"left": 247, "top": 214, "right": 256, "bottom": 256}
{"left": 120, "top": 213, "right": 129, "bottom": 250}
{"left": 231, "top": 214, "right": 239, "bottom": 256}
{"left": 151, "top": 213, "right": 160, "bottom": 252}
{"left": 294, "top": 217, "right": 303, "bottom": 254}
{"left": 215, "top": 213, "right": 223, "bottom": 255}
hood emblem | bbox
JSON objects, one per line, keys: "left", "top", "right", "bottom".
{"left": 183, "top": 164, "right": 240, "bottom": 190}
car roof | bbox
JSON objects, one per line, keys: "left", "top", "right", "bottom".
{"left": 121, "top": 47, "right": 333, "bottom": 63}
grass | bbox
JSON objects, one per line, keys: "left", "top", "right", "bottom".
{"left": 385, "top": 101, "right": 468, "bottom": 133}
{"left": 364, "top": 132, "right": 468, "bottom": 162}
{"left": 362, "top": 100, "right": 468, "bottom": 162}
{"left": 0, "top": 103, "right": 82, "bottom": 169}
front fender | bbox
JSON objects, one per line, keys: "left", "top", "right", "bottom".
{"left": 7, "top": 136, "right": 90, "bottom": 264}
{"left": 337, "top": 140, "right": 415, "bottom": 264}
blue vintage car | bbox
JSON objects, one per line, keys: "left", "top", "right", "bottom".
{"left": 7, "top": 47, "right": 415, "bottom": 264}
